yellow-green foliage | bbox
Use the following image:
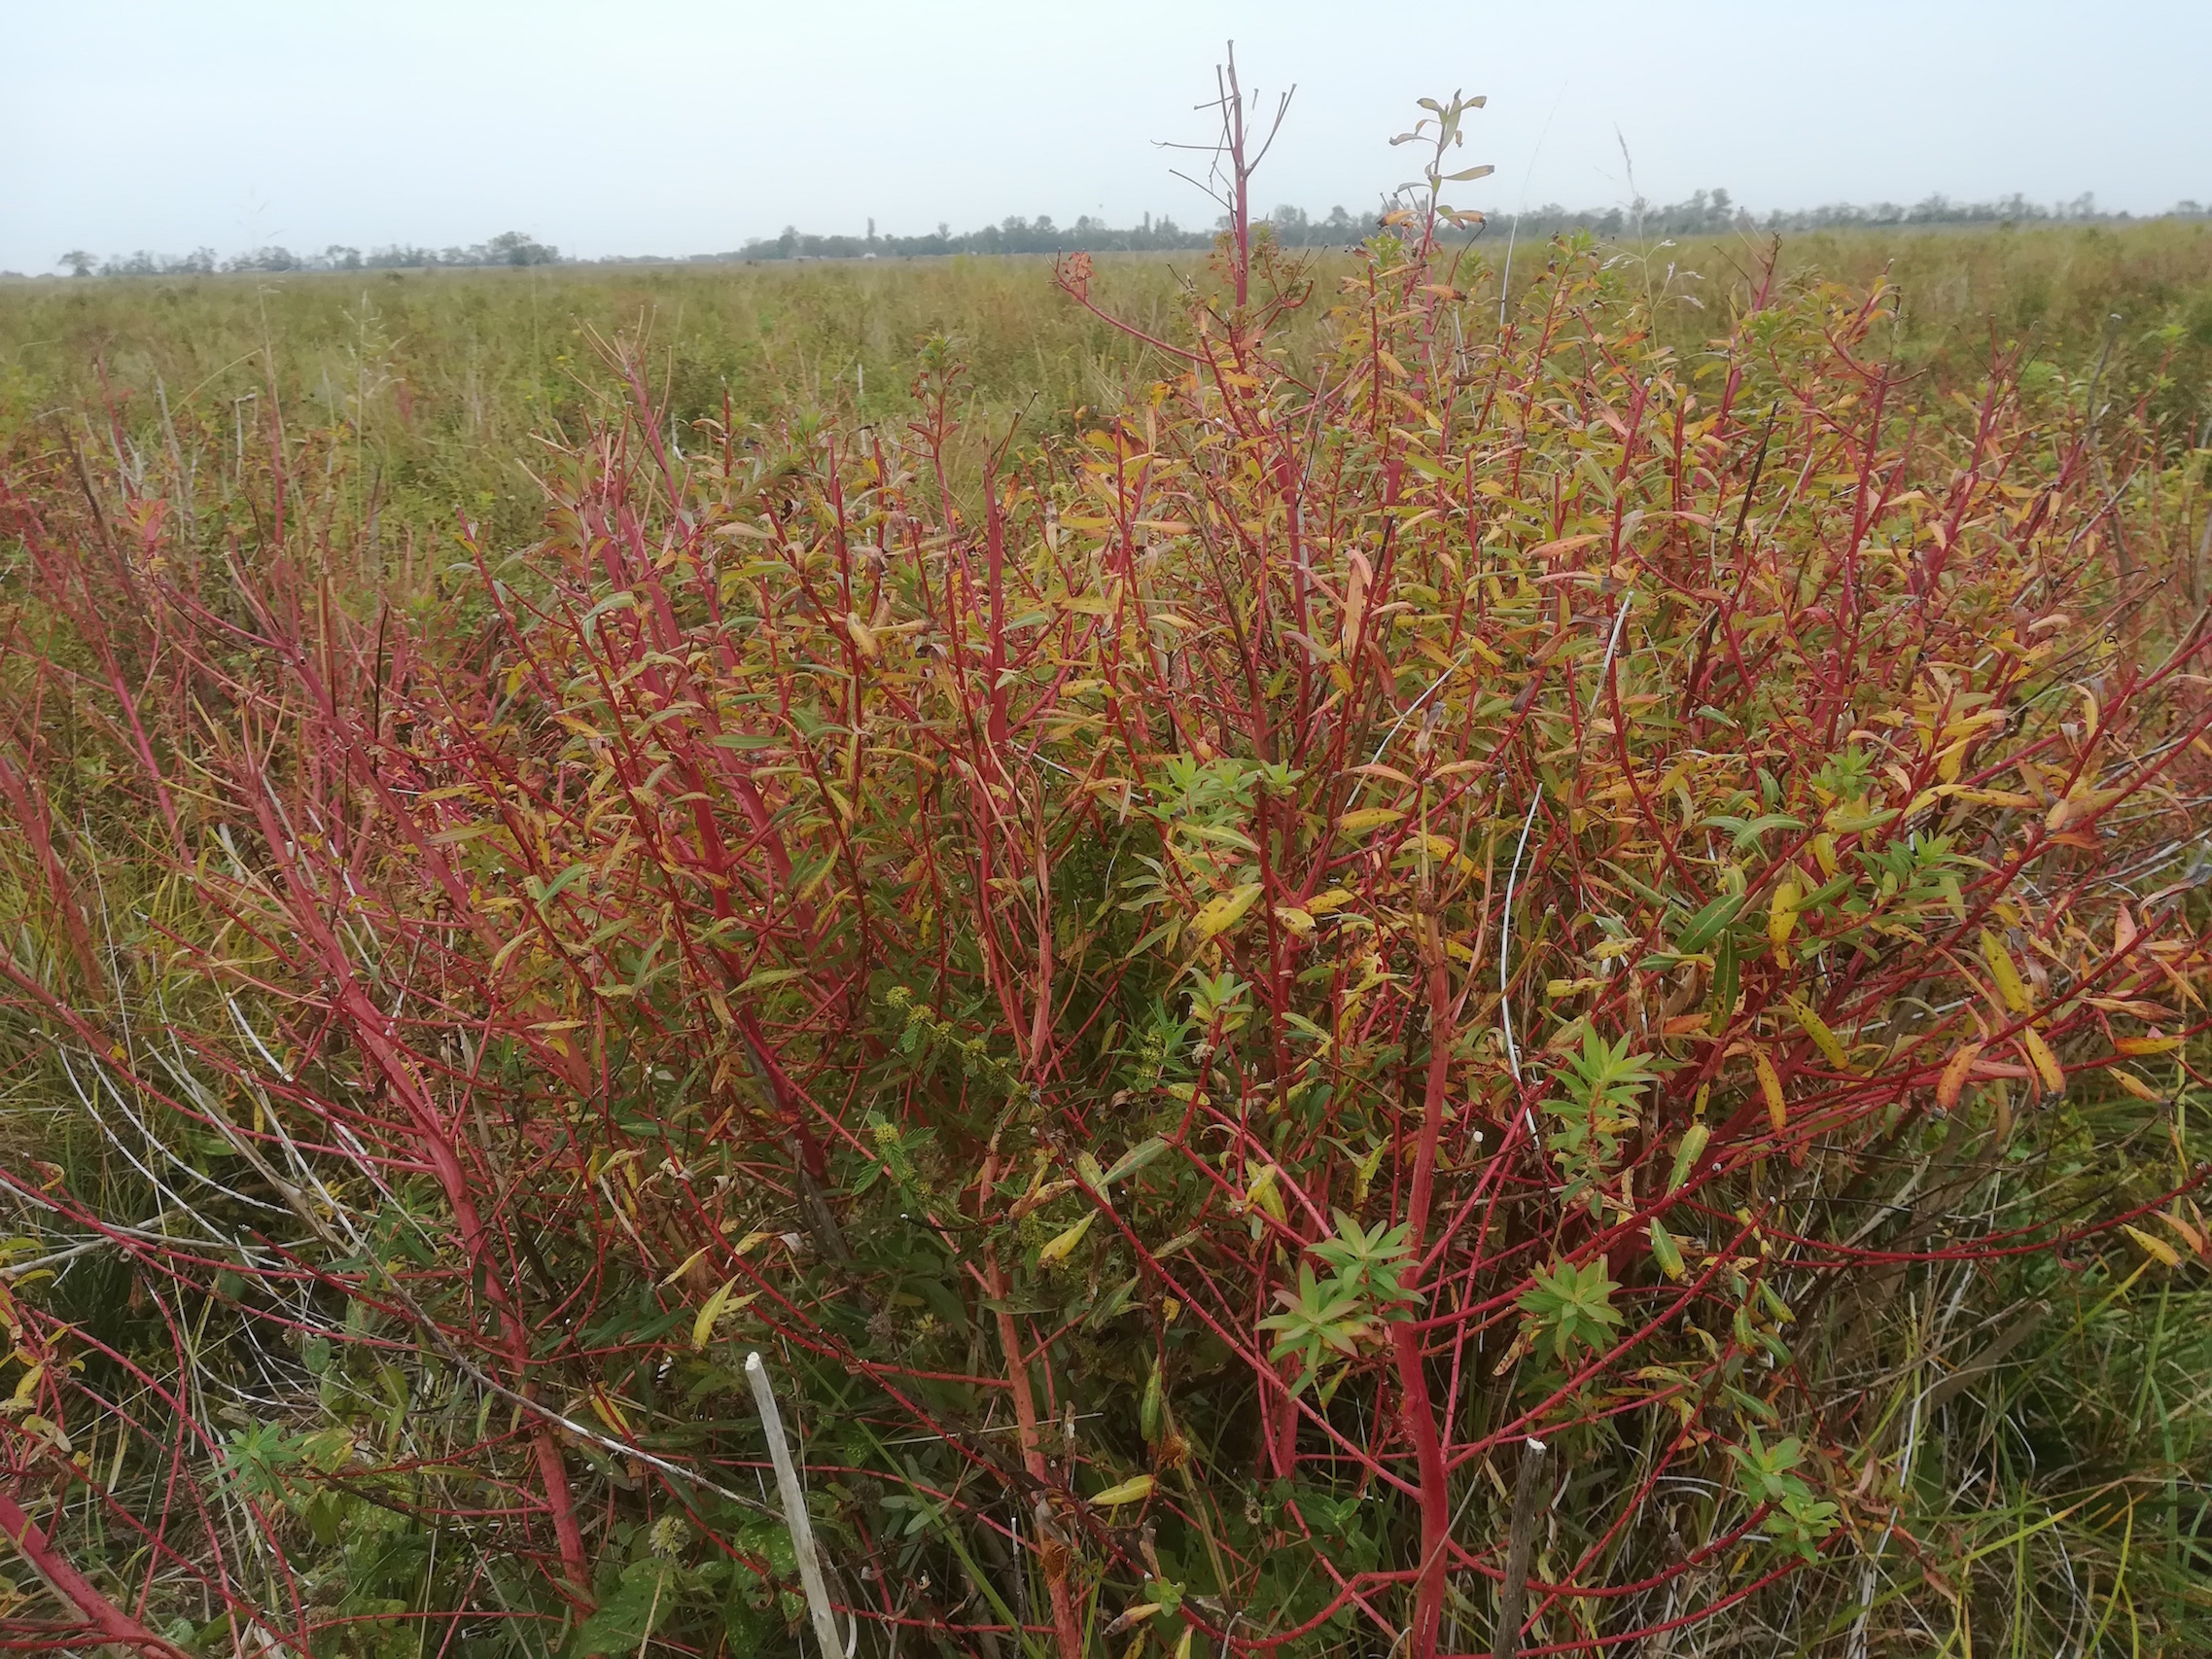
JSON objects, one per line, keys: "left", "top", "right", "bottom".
{"left": 2, "top": 210, "right": 2211, "bottom": 1659}
{"left": 5, "top": 218, "right": 2207, "bottom": 553}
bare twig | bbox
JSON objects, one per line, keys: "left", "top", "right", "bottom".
{"left": 1492, "top": 1438, "right": 1552, "bottom": 1659}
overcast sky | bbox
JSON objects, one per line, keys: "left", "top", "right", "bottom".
{"left": 5, "top": 0, "right": 2207, "bottom": 271}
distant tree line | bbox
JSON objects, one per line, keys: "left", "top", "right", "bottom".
{"left": 706, "top": 206, "right": 1366, "bottom": 262}
{"left": 54, "top": 231, "right": 560, "bottom": 278}
{"left": 1499, "top": 187, "right": 2200, "bottom": 240}
{"left": 46, "top": 192, "right": 2212, "bottom": 278}
{"left": 712, "top": 192, "right": 2208, "bottom": 262}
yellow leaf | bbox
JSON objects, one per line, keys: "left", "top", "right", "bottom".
{"left": 659, "top": 1246, "right": 712, "bottom": 1288}
{"left": 1790, "top": 1000, "right": 1853, "bottom": 1074}
{"left": 2020, "top": 1027, "right": 2065, "bottom": 1096}
{"left": 1273, "top": 906, "right": 1316, "bottom": 935}
{"left": 1189, "top": 882, "right": 1263, "bottom": 942}
{"left": 1754, "top": 1052, "right": 1787, "bottom": 1132}
{"left": 2115, "top": 1034, "right": 2183, "bottom": 1055}
{"left": 1980, "top": 930, "right": 2031, "bottom": 1013}
{"left": 692, "top": 1277, "right": 759, "bottom": 1351}
{"left": 2121, "top": 1224, "right": 2182, "bottom": 1269}
{"left": 587, "top": 1387, "right": 632, "bottom": 1435}
{"left": 1769, "top": 879, "right": 1799, "bottom": 948}
{"left": 1648, "top": 1218, "right": 1685, "bottom": 1282}
{"left": 1246, "top": 1165, "right": 1285, "bottom": 1223}
{"left": 1091, "top": 1474, "right": 1157, "bottom": 1507}
{"left": 1336, "top": 807, "right": 1404, "bottom": 836}
{"left": 1306, "top": 888, "right": 1357, "bottom": 915}
{"left": 2106, "top": 1066, "right": 2160, "bottom": 1101}
{"left": 1810, "top": 834, "right": 1840, "bottom": 879}
{"left": 1037, "top": 1211, "right": 1098, "bottom": 1266}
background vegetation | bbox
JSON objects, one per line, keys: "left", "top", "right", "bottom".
{"left": 3, "top": 88, "right": 2212, "bottom": 1659}
{"left": 10, "top": 215, "right": 2211, "bottom": 548}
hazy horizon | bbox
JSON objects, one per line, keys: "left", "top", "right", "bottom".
{"left": 6, "top": 0, "right": 2207, "bottom": 274}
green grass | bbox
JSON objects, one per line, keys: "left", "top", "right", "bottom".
{"left": 6, "top": 221, "right": 2208, "bottom": 553}
{"left": 0, "top": 254, "right": 1228, "bottom": 549}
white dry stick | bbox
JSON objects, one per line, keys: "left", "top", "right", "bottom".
{"left": 1498, "top": 791, "right": 1544, "bottom": 1087}
{"left": 1500, "top": 589, "right": 1635, "bottom": 1090}
{"left": 746, "top": 1351, "right": 845, "bottom": 1658}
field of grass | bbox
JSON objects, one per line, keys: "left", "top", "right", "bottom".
{"left": 3, "top": 207, "right": 2212, "bottom": 1659}
{"left": 6, "top": 217, "right": 2209, "bottom": 550}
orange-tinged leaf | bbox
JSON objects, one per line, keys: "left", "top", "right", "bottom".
{"left": 1937, "top": 1041, "right": 1984, "bottom": 1111}
{"left": 2158, "top": 1209, "right": 2208, "bottom": 1258}
{"left": 1528, "top": 534, "right": 1601, "bottom": 561}
{"left": 2114, "top": 1034, "right": 2183, "bottom": 1056}
{"left": 1342, "top": 550, "right": 1370, "bottom": 655}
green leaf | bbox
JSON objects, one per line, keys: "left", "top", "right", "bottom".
{"left": 1709, "top": 932, "right": 1738, "bottom": 1026}
{"left": 1703, "top": 812, "right": 1805, "bottom": 851}
{"left": 737, "top": 966, "right": 806, "bottom": 993}
{"left": 1674, "top": 892, "right": 1746, "bottom": 953}
{"left": 1517, "top": 1255, "right": 1625, "bottom": 1359}
{"left": 1103, "top": 1137, "right": 1170, "bottom": 1186}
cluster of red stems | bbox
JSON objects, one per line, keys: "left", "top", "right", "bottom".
{"left": 2, "top": 96, "right": 2210, "bottom": 1659}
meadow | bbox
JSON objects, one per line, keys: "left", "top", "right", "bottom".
{"left": 3, "top": 173, "right": 2212, "bottom": 1659}
{"left": 7, "top": 214, "right": 2211, "bottom": 547}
